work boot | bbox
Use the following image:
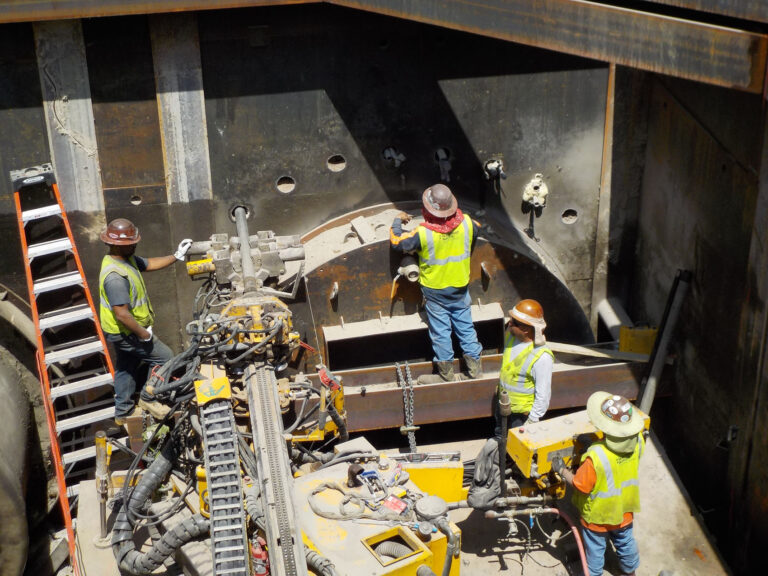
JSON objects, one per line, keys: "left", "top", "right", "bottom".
{"left": 138, "top": 397, "right": 171, "bottom": 420}
{"left": 114, "top": 404, "right": 143, "bottom": 426}
{"left": 418, "top": 361, "right": 454, "bottom": 384}
{"left": 463, "top": 354, "right": 483, "bottom": 379}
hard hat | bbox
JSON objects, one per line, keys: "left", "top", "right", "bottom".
{"left": 509, "top": 299, "right": 547, "bottom": 345}
{"left": 587, "top": 391, "right": 644, "bottom": 439}
{"left": 422, "top": 184, "right": 457, "bottom": 218}
{"left": 100, "top": 218, "right": 141, "bottom": 245}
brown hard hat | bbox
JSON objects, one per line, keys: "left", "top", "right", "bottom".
{"left": 100, "top": 218, "right": 141, "bottom": 245}
{"left": 422, "top": 184, "right": 458, "bottom": 218}
{"left": 509, "top": 299, "right": 545, "bottom": 326}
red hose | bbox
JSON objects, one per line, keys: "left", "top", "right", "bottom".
{"left": 544, "top": 507, "right": 590, "bottom": 576}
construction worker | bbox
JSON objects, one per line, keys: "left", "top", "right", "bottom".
{"left": 552, "top": 392, "right": 646, "bottom": 576}
{"left": 495, "top": 299, "right": 554, "bottom": 438}
{"left": 390, "top": 184, "right": 483, "bottom": 383}
{"left": 98, "top": 217, "right": 192, "bottom": 425}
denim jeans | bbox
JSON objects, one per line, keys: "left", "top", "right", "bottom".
{"left": 423, "top": 287, "right": 482, "bottom": 362}
{"left": 581, "top": 523, "right": 640, "bottom": 576}
{"left": 110, "top": 333, "right": 173, "bottom": 418}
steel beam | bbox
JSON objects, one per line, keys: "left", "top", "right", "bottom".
{"left": 330, "top": 0, "right": 768, "bottom": 93}
{"left": 309, "top": 355, "right": 646, "bottom": 431}
{"left": 645, "top": 1, "right": 768, "bottom": 24}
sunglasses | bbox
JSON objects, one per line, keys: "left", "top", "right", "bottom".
{"left": 507, "top": 318, "right": 524, "bottom": 328}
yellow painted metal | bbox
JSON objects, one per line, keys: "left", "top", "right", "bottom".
{"left": 196, "top": 466, "right": 210, "bottom": 518}
{"left": 506, "top": 408, "right": 650, "bottom": 477}
{"left": 185, "top": 258, "right": 215, "bottom": 276}
{"left": 401, "top": 460, "right": 465, "bottom": 503}
{"left": 619, "top": 325, "right": 658, "bottom": 354}
{"left": 194, "top": 375, "right": 232, "bottom": 405}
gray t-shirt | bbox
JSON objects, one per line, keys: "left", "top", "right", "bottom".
{"left": 103, "top": 256, "right": 148, "bottom": 340}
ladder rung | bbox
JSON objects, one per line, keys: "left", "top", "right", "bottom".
{"left": 39, "top": 304, "right": 94, "bottom": 331}
{"left": 66, "top": 483, "right": 80, "bottom": 499}
{"left": 27, "top": 237, "right": 72, "bottom": 259}
{"left": 22, "top": 204, "right": 62, "bottom": 223}
{"left": 50, "top": 372, "right": 113, "bottom": 399}
{"left": 56, "top": 406, "right": 115, "bottom": 434}
{"left": 61, "top": 437, "right": 128, "bottom": 466}
{"left": 214, "top": 545, "right": 245, "bottom": 554}
{"left": 45, "top": 339, "right": 104, "bottom": 365}
{"left": 33, "top": 271, "right": 83, "bottom": 295}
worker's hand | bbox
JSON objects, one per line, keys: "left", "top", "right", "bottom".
{"left": 397, "top": 212, "right": 412, "bottom": 224}
{"left": 140, "top": 326, "right": 153, "bottom": 342}
{"left": 523, "top": 418, "right": 536, "bottom": 426}
{"left": 174, "top": 238, "right": 193, "bottom": 261}
{"left": 551, "top": 456, "right": 566, "bottom": 475}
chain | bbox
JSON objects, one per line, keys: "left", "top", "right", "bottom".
{"left": 396, "top": 362, "right": 418, "bottom": 453}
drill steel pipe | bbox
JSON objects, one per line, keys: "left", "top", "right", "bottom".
{"left": 309, "top": 357, "right": 646, "bottom": 431}
{"left": 234, "top": 205, "right": 258, "bottom": 294}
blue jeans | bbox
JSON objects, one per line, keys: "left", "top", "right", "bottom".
{"left": 110, "top": 333, "right": 174, "bottom": 418}
{"left": 581, "top": 523, "right": 640, "bottom": 576}
{"left": 422, "top": 286, "right": 482, "bottom": 362}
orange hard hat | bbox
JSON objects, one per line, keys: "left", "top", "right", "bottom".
{"left": 509, "top": 299, "right": 545, "bottom": 326}
{"left": 422, "top": 184, "right": 457, "bottom": 218}
{"left": 100, "top": 218, "right": 141, "bottom": 245}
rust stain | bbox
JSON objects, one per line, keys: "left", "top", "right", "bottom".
{"left": 694, "top": 548, "right": 707, "bottom": 562}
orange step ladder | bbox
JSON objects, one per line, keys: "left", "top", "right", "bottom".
{"left": 11, "top": 163, "right": 124, "bottom": 575}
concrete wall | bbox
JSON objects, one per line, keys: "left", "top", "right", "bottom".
{"left": 631, "top": 75, "right": 765, "bottom": 572}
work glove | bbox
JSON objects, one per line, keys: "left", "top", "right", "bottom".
{"left": 174, "top": 238, "right": 193, "bottom": 261}
{"left": 140, "top": 325, "right": 153, "bottom": 342}
{"left": 551, "top": 456, "right": 566, "bottom": 475}
{"left": 523, "top": 418, "right": 536, "bottom": 426}
{"left": 397, "top": 211, "right": 412, "bottom": 224}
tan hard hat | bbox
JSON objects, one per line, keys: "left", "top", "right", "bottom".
{"left": 100, "top": 218, "right": 141, "bottom": 245}
{"left": 587, "top": 391, "right": 645, "bottom": 439}
{"left": 422, "top": 184, "right": 457, "bottom": 218}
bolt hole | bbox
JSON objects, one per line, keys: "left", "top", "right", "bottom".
{"left": 327, "top": 154, "right": 347, "bottom": 173}
{"left": 130, "top": 195, "right": 142, "bottom": 206}
{"left": 561, "top": 209, "right": 578, "bottom": 224}
{"left": 276, "top": 176, "right": 296, "bottom": 194}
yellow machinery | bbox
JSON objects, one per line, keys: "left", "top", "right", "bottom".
{"left": 108, "top": 205, "right": 460, "bottom": 576}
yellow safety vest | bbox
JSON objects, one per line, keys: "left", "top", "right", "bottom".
{"left": 572, "top": 434, "right": 645, "bottom": 526}
{"left": 98, "top": 255, "right": 155, "bottom": 335}
{"left": 499, "top": 334, "right": 554, "bottom": 413}
{"left": 416, "top": 215, "right": 473, "bottom": 290}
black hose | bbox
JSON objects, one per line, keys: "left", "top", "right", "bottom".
{"left": 327, "top": 398, "right": 348, "bottom": 442}
{"left": 305, "top": 550, "right": 340, "bottom": 576}
{"left": 112, "top": 440, "right": 210, "bottom": 574}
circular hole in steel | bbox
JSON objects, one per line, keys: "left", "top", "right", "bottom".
{"left": 229, "top": 204, "right": 251, "bottom": 221}
{"left": 276, "top": 176, "right": 296, "bottom": 194}
{"left": 130, "top": 195, "right": 142, "bottom": 206}
{"left": 327, "top": 154, "right": 347, "bottom": 173}
{"left": 561, "top": 209, "right": 579, "bottom": 224}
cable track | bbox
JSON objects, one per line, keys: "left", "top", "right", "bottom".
{"left": 200, "top": 400, "right": 250, "bottom": 576}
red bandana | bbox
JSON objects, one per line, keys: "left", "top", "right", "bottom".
{"left": 420, "top": 208, "right": 464, "bottom": 234}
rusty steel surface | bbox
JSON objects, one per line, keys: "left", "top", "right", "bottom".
{"left": 0, "top": 1, "right": 313, "bottom": 23}
{"left": 330, "top": 0, "right": 768, "bottom": 93}
{"left": 308, "top": 355, "right": 646, "bottom": 431}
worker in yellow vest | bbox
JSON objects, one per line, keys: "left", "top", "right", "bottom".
{"left": 390, "top": 184, "right": 483, "bottom": 383}
{"left": 98, "top": 218, "right": 192, "bottom": 425}
{"left": 495, "top": 299, "right": 554, "bottom": 437}
{"left": 552, "top": 392, "right": 646, "bottom": 576}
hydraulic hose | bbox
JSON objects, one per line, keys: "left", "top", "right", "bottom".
{"left": 305, "top": 550, "right": 340, "bottom": 576}
{"left": 435, "top": 517, "right": 459, "bottom": 576}
{"left": 112, "top": 439, "right": 210, "bottom": 575}
{"left": 416, "top": 566, "right": 438, "bottom": 576}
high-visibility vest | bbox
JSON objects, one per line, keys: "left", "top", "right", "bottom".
{"left": 416, "top": 215, "right": 473, "bottom": 289}
{"left": 499, "top": 334, "right": 554, "bottom": 413}
{"left": 572, "top": 434, "right": 645, "bottom": 526}
{"left": 98, "top": 255, "right": 155, "bottom": 335}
